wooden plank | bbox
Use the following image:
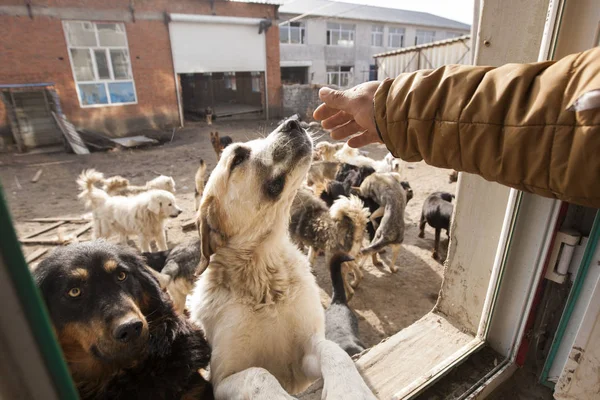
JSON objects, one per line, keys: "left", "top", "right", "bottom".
{"left": 0, "top": 91, "right": 25, "bottom": 152}
{"left": 22, "top": 221, "right": 65, "bottom": 239}
{"left": 25, "top": 248, "right": 48, "bottom": 263}
{"left": 25, "top": 160, "right": 76, "bottom": 168}
{"left": 31, "top": 169, "right": 43, "bottom": 183}
{"left": 24, "top": 217, "right": 88, "bottom": 223}
{"left": 51, "top": 111, "right": 89, "bottom": 155}
{"left": 181, "top": 218, "right": 197, "bottom": 231}
{"left": 20, "top": 223, "right": 92, "bottom": 245}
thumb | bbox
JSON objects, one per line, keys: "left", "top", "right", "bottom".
{"left": 319, "top": 87, "right": 349, "bottom": 111}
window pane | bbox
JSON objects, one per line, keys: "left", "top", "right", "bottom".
{"left": 327, "top": 22, "right": 340, "bottom": 30}
{"left": 108, "top": 82, "right": 136, "bottom": 103}
{"left": 280, "top": 26, "right": 289, "bottom": 43}
{"left": 97, "top": 23, "right": 127, "bottom": 47}
{"left": 110, "top": 49, "right": 132, "bottom": 80}
{"left": 331, "top": 31, "right": 340, "bottom": 45}
{"left": 290, "top": 27, "right": 301, "bottom": 44}
{"left": 94, "top": 50, "right": 110, "bottom": 80}
{"left": 65, "top": 21, "right": 97, "bottom": 47}
{"left": 70, "top": 49, "right": 95, "bottom": 81}
{"left": 78, "top": 83, "right": 108, "bottom": 105}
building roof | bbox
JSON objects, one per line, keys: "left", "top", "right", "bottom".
{"left": 374, "top": 34, "right": 471, "bottom": 58}
{"left": 279, "top": 0, "right": 470, "bottom": 30}
{"left": 229, "top": 0, "right": 284, "bottom": 5}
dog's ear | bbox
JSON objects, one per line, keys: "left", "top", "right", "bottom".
{"left": 196, "top": 195, "right": 225, "bottom": 276}
{"left": 148, "top": 198, "right": 162, "bottom": 214}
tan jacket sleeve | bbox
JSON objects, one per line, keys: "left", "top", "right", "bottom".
{"left": 374, "top": 47, "right": 600, "bottom": 208}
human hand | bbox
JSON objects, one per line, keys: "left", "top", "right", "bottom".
{"left": 313, "top": 81, "right": 383, "bottom": 148}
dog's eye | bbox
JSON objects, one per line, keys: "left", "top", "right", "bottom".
{"left": 117, "top": 271, "right": 128, "bottom": 281}
{"left": 168, "top": 203, "right": 172, "bottom": 206}
{"left": 68, "top": 287, "right": 81, "bottom": 298}
{"left": 266, "top": 175, "right": 285, "bottom": 198}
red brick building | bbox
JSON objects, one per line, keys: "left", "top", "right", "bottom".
{"left": 0, "top": 0, "right": 281, "bottom": 151}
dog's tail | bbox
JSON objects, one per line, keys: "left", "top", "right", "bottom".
{"left": 102, "top": 176, "right": 129, "bottom": 194}
{"left": 195, "top": 159, "right": 207, "bottom": 195}
{"left": 77, "top": 169, "right": 109, "bottom": 209}
{"left": 330, "top": 253, "right": 354, "bottom": 305}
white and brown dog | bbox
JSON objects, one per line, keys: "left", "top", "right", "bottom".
{"left": 189, "top": 119, "right": 375, "bottom": 399}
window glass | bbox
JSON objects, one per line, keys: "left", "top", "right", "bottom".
{"left": 94, "top": 50, "right": 110, "bottom": 80}
{"left": 97, "top": 23, "right": 127, "bottom": 47}
{"left": 108, "top": 82, "right": 136, "bottom": 103}
{"left": 70, "top": 49, "right": 95, "bottom": 81}
{"left": 78, "top": 83, "right": 109, "bottom": 105}
{"left": 65, "top": 21, "right": 97, "bottom": 47}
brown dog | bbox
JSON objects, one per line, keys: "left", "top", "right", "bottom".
{"left": 209, "top": 132, "right": 233, "bottom": 161}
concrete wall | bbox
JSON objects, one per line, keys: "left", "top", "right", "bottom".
{"left": 281, "top": 83, "right": 325, "bottom": 118}
{"left": 280, "top": 13, "right": 469, "bottom": 86}
{"left": 0, "top": 0, "right": 281, "bottom": 149}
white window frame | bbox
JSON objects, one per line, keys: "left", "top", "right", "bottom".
{"left": 326, "top": 66, "right": 352, "bottom": 87}
{"left": 280, "top": 21, "right": 305, "bottom": 45}
{"left": 446, "top": 31, "right": 463, "bottom": 39}
{"left": 251, "top": 72, "right": 261, "bottom": 93}
{"left": 371, "top": 25, "right": 384, "bottom": 47}
{"left": 388, "top": 27, "right": 405, "bottom": 48}
{"left": 415, "top": 29, "right": 436, "bottom": 45}
{"left": 326, "top": 22, "right": 355, "bottom": 46}
{"left": 63, "top": 21, "right": 137, "bottom": 108}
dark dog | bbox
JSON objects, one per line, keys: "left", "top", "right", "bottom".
{"left": 209, "top": 131, "right": 233, "bottom": 161}
{"left": 320, "top": 180, "right": 350, "bottom": 207}
{"left": 142, "top": 238, "right": 201, "bottom": 314}
{"left": 419, "top": 192, "right": 454, "bottom": 261}
{"left": 33, "top": 241, "right": 212, "bottom": 400}
{"left": 335, "top": 163, "right": 375, "bottom": 187}
{"left": 325, "top": 253, "right": 366, "bottom": 357}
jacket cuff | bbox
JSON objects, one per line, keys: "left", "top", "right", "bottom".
{"left": 374, "top": 78, "right": 397, "bottom": 156}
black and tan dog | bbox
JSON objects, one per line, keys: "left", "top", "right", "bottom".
{"left": 33, "top": 241, "right": 212, "bottom": 400}
{"left": 209, "top": 132, "right": 233, "bottom": 162}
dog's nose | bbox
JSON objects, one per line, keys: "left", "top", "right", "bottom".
{"left": 114, "top": 320, "right": 143, "bottom": 343}
{"left": 283, "top": 118, "right": 302, "bottom": 132}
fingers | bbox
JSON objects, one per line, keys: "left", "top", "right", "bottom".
{"left": 321, "top": 111, "right": 353, "bottom": 130}
{"left": 330, "top": 121, "right": 363, "bottom": 140}
{"left": 313, "top": 103, "right": 340, "bottom": 121}
{"left": 318, "top": 87, "right": 349, "bottom": 110}
{"left": 347, "top": 131, "right": 380, "bottom": 148}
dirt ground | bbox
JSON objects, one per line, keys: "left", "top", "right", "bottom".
{"left": 0, "top": 118, "right": 456, "bottom": 348}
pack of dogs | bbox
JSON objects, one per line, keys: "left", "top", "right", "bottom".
{"left": 32, "top": 118, "right": 456, "bottom": 399}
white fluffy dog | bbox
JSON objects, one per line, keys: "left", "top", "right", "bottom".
{"left": 77, "top": 170, "right": 182, "bottom": 252}
{"left": 189, "top": 119, "right": 375, "bottom": 399}
{"left": 102, "top": 174, "right": 176, "bottom": 196}
{"left": 335, "top": 143, "right": 402, "bottom": 174}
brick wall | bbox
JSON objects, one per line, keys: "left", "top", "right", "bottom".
{"left": 0, "top": 0, "right": 281, "bottom": 147}
{"left": 282, "top": 84, "right": 328, "bottom": 119}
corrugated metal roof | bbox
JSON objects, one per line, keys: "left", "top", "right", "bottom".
{"left": 279, "top": 0, "right": 470, "bottom": 30}
{"left": 374, "top": 34, "right": 471, "bottom": 58}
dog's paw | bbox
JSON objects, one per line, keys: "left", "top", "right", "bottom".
{"left": 432, "top": 251, "right": 439, "bottom": 261}
{"left": 389, "top": 264, "right": 399, "bottom": 273}
{"left": 418, "top": 232, "right": 425, "bottom": 239}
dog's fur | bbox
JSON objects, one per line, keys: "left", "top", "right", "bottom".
{"left": 306, "top": 161, "right": 340, "bottom": 189}
{"left": 33, "top": 241, "right": 211, "bottom": 400}
{"left": 189, "top": 119, "right": 375, "bottom": 399}
{"left": 449, "top": 170, "right": 459, "bottom": 183}
{"left": 359, "top": 172, "right": 408, "bottom": 274}
{"left": 143, "top": 238, "right": 201, "bottom": 314}
{"left": 102, "top": 174, "right": 176, "bottom": 196}
{"left": 325, "top": 253, "right": 366, "bottom": 357}
{"left": 290, "top": 187, "right": 370, "bottom": 298}
{"left": 314, "top": 141, "right": 345, "bottom": 162}
{"left": 77, "top": 170, "right": 182, "bottom": 252}
{"left": 319, "top": 180, "right": 350, "bottom": 207}
{"left": 334, "top": 144, "right": 402, "bottom": 175}
{"left": 209, "top": 132, "right": 233, "bottom": 161}
{"left": 335, "top": 163, "right": 376, "bottom": 187}
{"left": 419, "top": 192, "right": 454, "bottom": 261}
{"left": 195, "top": 159, "right": 207, "bottom": 211}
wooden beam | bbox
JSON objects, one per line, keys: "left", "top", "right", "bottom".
{"left": 22, "top": 221, "right": 65, "bottom": 239}
{"left": 25, "top": 248, "right": 48, "bottom": 263}
{"left": 24, "top": 217, "right": 89, "bottom": 223}
{"left": 181, "top": 218, "right": 197, "bottom": 231}
{"left": 20, "top": 223, "right": 92, "bottom": 245}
